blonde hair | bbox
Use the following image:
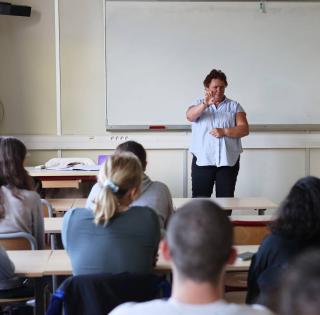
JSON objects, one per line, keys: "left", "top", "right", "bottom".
{"left": 93, "top": 152, "right": 142, "bottom": 224}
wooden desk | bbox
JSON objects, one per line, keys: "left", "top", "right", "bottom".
{"left": 43, "top": 245, "right": 258, "bottom": 275}
{"left": 26, "top": 167, "right": 98, "bottom": 179}
{"left": 173, "top": 197, "right": 278, "bottom": 215}
{"left": 7, "top": 247, "right": 258, "bottom": 276}
{"left": 47, "top": 198, "right": 75, "bottom": 213}
{"left": 72, "top": 198, "right": 87, "bottom": 208}
{"left": 7, "top": 250, "right": 52, "bottom": 277}
{"left": 46, "top": 198, "right": 85, "bottom": 213}
{"left": 45, "top": 217, "right": 63, "bottom": 234}
{"left": 44, "top": 215, "right": 273, "bottom": 234}
{"left": 26, "top": 167, "right": 98, "bottom": 189}
{"left": 7, "top": 250, "right": 52, "bottom": 315}
{"left": 48, "top": 197, "right": 277, "bottom": 215}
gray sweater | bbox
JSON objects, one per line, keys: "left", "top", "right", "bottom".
{"left": 0, "top": 186, "right": 45, "bottom": 249}
{"left": 62, "top": 206, "right": 161, "bottom": 275}
{"left": 86, "top": 174, "right": 173, "bottom": 229}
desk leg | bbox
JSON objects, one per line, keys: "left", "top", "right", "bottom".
{"left": 257, "top": 209, "right": 266, "bottom": 215}
{"left": 34, "top": 277, "right": 46, "bottom": 315}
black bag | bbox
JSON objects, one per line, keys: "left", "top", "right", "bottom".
{"left": 0, "top": 304, "right": 33, "bottom": 315}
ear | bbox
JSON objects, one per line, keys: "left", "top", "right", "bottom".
{"left": 160, "top": 239, "right": 171, "bottom": 262}
{"left": 227, "top": 247, "right": 237, "bottom": 265}
{"left": 128, "top": 187, "right": 140, "bottom": 202}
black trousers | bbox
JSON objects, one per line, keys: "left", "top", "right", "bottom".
{"left": 191, "top": 155, "right": 240, "bottom": 198}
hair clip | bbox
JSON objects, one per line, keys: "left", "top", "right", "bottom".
{"left": 103, "top": 179, "right": 119, "bottom": 193}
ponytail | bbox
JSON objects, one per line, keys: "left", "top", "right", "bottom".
{"left": 93, "top": 152, "right": 142, "bottom": 224}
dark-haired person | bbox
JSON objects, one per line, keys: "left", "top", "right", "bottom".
{"left": 63, "top": 152, "right": 160, "bottom": 275}
{"left": 86, "top": 141, "right": 173, "bottom": 229}
{"left": 246, "top": 176, "right": 320, "bottom": 305}
{"left": 186, "top": 69, "right": 249, "bottom": 198}
{"left": 0, "top": 137, "right": 44, "bottom": 249}
{"left": 277, "top": 250, "right": 320, "bottom": 315}
{"left": 110, "top": 200, "right": 272, "bottom": 315}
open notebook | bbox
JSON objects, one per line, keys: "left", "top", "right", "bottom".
{"left": 45, "top": 158, "right": 100, "bottom": 171}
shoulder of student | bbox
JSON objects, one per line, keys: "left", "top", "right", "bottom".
{"left": 109, "top": 300, "right": 171, "bottom": 315}
{"left": 109, "top": 301, "right": 273, "bottom": 315}
{"left": 147, "top": 181, "right": 172, "bottom": 197}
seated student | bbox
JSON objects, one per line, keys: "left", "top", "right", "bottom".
{"left": 0, "top": 203, "right": 33, "bottom": 299}
{"left": 110, "top": 200, "right": 272, "bottom": 315}
{"left": 86, "top": 141, "right": 173, "bottom": 229}
{"left": 246, "top": 176, "right": 320, "bottom": 305}
{"left": 277, "top": 249, "right": 320, "bottom": 315}
{"left": 0, "top": 137, "right": 44, "bottom": 249}
{"left": 62, "top": 152, "right": 160, "bottom": 275}
{"left": 0, "top": 246, "right": 33, "bottom": 299}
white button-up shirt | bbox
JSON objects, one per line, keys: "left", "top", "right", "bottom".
{"left": 190, "top": 97, "right": 245, "bottom": 167}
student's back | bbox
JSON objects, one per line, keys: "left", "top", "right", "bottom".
{"left": 277, "top": 250, "right": 320, "bottom": 315}
{"left": 0, "top": 137, "right": 44, "bottom": 249}
{"left": 112, "top": 298, "right": 271, "bottom": 315}
{"left": 110, "top": 200, "right": 271, "bottom": 315}
{"left": 62, "top": 206, "right": 160, "bottom": 275}
{"left": 63, "top": 152, "right": 160, "bottom": 275}
{"left": 0, "top": 186, "right": 44, "bottom": 249}
{"left": 247, "top": 176, "right": 320, "bottom": 305}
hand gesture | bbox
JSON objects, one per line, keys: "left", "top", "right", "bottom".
{"left": 204, "top": 89, "right": 214, "bottom": 106}
{"left": 210, "top": 128, "right": 225, "bottom": 138}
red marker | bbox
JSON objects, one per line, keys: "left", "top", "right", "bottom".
{"left": 149, "top": 125, "right": 166, "bottom": 130}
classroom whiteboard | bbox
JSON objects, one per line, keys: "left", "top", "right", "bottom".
{"left": 105, "top": 1, "right": 320, "bottom": 129}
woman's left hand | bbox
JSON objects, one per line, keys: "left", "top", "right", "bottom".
{"left": 210, "top": 128, "right": 225, "bottom": 138}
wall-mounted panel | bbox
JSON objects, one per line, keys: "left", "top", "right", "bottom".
{"left": 146, "top": 150, "right": 185, "bottom": 198}
{"left": 106, "top": 2, "right": 320, "bottom": 128}
{"left": 60, "top": 0, "right": 106, "bottom": 135}
{"left": 0, "top": 0, "right": 56, "bottom": 134}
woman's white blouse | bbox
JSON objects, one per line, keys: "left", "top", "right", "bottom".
{"left": 190, "top": 97, "right": 245, "bottom": 167}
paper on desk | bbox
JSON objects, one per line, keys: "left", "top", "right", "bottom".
{"left": 46, "top": 164, "right": 100, "bottom": 171}
{"left": 44, "top": 158, "right": 100, "bottom": 171}
{"left": 71, "top": 164, "right": 100, "bottom": 171}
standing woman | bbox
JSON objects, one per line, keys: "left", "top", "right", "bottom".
{"left": 62, "top": 152, "right": 160, "bottom": 275}
{"left": 0, "top": 137, "right": 44, "bottom": 249}
{"left": 187, "top": 69, "right": 249, "bottom": 198}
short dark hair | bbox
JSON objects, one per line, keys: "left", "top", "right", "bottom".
{"left": 278, "top": 250, "right": 320, "bottom": 315}
{"left": 115, "top": 141, "right": 147, "bottom": 171}
{"left": 167, "top": 199, "right": 233, "bottom": 283}
{"left": 270, "top": 176, "right": 320, "bottom": 241}
{"left": 203, "top": 69, "right": 228, "bottom": 88}
{"left": 0, "top": 137, "right": 33, "bottom": 190}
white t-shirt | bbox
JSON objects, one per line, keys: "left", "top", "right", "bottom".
{"left": 110, "top": 298, "right": 273, "bottom": 315}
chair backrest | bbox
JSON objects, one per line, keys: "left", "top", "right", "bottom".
{"left": 0, "top": 232, "right": 37, "bottom": 250}
{"left": 41, "top": 199, "right": 54, "bottom": 218}
{"left": 233, "top": 220, "right": 271, "bottom": 245}
{"left": 46, "top": 273, "right": 170, "bottom": 315}
{"left": 41, "top": 199, "right": 57, "bottom": 249}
